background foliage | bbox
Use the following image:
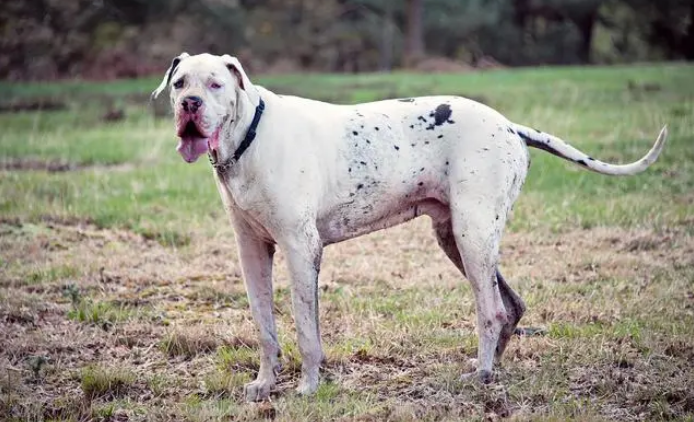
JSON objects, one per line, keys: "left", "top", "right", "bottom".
{"left": 1, "top": 0, "right": 693, "bottom": 80}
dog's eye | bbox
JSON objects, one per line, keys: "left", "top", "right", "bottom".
{"left": 210, "top": 82, "right": 222, "bottom": 89}
{"left": 173, "top": 79, "right": 184, "bottom": 89}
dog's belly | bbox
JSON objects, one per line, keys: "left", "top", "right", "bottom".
{"left": 317, "top": 197, "right": 448, "bottom": 245}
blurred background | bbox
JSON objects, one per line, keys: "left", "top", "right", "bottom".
{"left": 2, "top": 0, "right": 693, "bottom": 81}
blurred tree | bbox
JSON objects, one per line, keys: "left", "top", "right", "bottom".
{"left": 404, "top": 0, "right": 425, "bottom": 67}
{"left": 512, "top": 0, "right": 605, "bottom": 63}
{"left": 0, "top": 0, "right": 691, "bottom": 80}
{"left": 623, "top": 0, "right": 694, "bottom": 59}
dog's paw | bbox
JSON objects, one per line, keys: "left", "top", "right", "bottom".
{"left": 460, "top": 369, "right": 494, "bottom": 384}
{"left": 478, "top": 369, "right": 494, "bottom": 384}
{"left": 244, "top": 378, "right": 275, "bottom": 402}
{"left": 296, "top": 373, "right": 319, "bottom": 396}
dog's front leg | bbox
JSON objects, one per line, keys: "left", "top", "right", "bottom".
{"left": 232, "top": 221, "right": 280, "bottom": 402}
{"left": 279, "top": 225, "right": 324, "bottom": 396}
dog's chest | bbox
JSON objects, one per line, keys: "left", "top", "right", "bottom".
{"left": 214, "top": 170, "right": 275, "bottom": 241}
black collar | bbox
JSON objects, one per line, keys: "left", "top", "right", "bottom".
{"left": 232, "top": 97, "right": 265, "bottom": 162}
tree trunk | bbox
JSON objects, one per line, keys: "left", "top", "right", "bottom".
{"left": 684, "top": 0, "right": 694, "bottom": 59}
{"left": 575, "top": 10, "right": 598, "bottom": 63}
{"left": 403, "top": 0, "right": 424, "bottom": 68}
{"left": 379, "top": 2, "right": 395, "bottom": 71}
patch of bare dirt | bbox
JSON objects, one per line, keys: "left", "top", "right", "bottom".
{"left": 0, "top": 158, "right": 136, "bottom": 173}
{"left": 475, "top": 55, "right": 507, "bottom": 70}
{"left": 413, "top": 56, "right": 474, "bottom": 73}
{"left": 0, "top": 98, "right": 67, "bottom": 113}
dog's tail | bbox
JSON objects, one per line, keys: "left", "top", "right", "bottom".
{"left": 513, "top": 123, "right": 668, "bottom": 176}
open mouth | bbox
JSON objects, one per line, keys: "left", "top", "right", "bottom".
{"left": 175, "top": 116, "right": 226, "bottom": 164}
{"left": 175, "top": 120, "right": 210, "bottom": 163}
{"left": 179, "top": 120, "right": 207, "bottom": 139}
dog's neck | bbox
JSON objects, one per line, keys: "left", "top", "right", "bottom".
{"left": 214, "top": 85, "right": 263, "bottom": 173}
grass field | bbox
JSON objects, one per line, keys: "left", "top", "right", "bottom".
{"left": 1, "top": 64, "right": 693, "bottom": 421}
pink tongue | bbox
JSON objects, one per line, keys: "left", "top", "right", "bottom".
{"left": 176, "top": 138, "right": 209, "bottom": 163}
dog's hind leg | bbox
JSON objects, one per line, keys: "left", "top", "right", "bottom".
{"left": 434, "top": 219, "right": 525, "bottom": 364}
{"left": 448, "top": 203, "right": 507, "bottom": 383}
{"left": 495, "top": 269, "right": 525, "bottom": 361}
{"left": 433, "top": 218, "right": 466, "bottom": 277}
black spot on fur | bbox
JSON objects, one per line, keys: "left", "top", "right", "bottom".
{"left": 409, "top": 125, "right": 414, "bottom": 129}
{"left": 577, "top": 159, "right": 589, "bottom": 167}
{"left": 420, "top": 167, "right": 425, "bottom": 172}
{"left": 495, "top": 215, "right": 499, "bottom": 220}
{"left": 417, "top": 116, "right": 427, "bottom": 123}
{"left": 375, "top": 127, "right": 380, "bottom": 131}
{"left": 437, "top": 135, "right": 443, "bottom": 139}
{"left": 587, "top": 156, "right": 595, "bottom": 161}
{"left": 418, "top": 182, "right": 424, "bottom": 186}
{"left": 394, "top": 145, "right": 400, "bottom": 150}
{"left": 356, "top": 183, "right": 364, "bottom": 190}
{"left": 360, "top": 161, "right": 367, "bottom": 166}
{"left": 425, "top": 104, "right": 454, "bottom": 130}
{"left": 348, "top": 167, "right": 352, "bottom": 173}
{"left": 352, "top": 131, "right": 358, "bottom": 136}
{"left": 433, "top": 104, "right": 452, "bottom": 126}
{"left": 517, "top": 131, "right": 556, "bottom": 155}
{"left": 398, "top": 98, "right": 415, "bottom": 102}
{"left": 366, "top": 139, "right": 371, "bottom": 144}
{"left": 507, "top": 127, "right": 516, "bottom": 134}
{"left": 445, "top": 161, "right": 449, "bottom": 166}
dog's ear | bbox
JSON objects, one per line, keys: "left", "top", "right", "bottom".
{"left": 151, "top": 52, "right": 190, "bottom": 101}
{"left": 221, "top": 55, "right": 251, "bottom": 91}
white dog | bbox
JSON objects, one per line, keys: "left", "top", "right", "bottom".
{"left": 152, "top": 53, "right": 667, "bottom": 402}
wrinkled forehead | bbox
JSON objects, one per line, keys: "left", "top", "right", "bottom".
{"left": 172, "top": 54, "right": 230, "bottom": 83}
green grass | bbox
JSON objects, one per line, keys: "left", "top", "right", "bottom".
{"left": 1, "top": 64, "right": 692, "bottom": 239}
{"left": 80, "top": 365, "right": 136, "bottom": 400}
{"left": 1, "top": 64, "right": 693, "bottom": 421}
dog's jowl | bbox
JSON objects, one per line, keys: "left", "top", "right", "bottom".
{"left": 152, "top": 53, "right": 668, "bottom": 402}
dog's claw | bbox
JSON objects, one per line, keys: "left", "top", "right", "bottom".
{"left": 244, "top": 378, "right": 274, "bottom": 402}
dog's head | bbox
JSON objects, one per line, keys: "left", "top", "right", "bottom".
{"left": 151, "top": 53, "right": 253, "bottom": 164}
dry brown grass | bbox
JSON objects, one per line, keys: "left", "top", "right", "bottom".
{"left": 1, "top": 217, "right": 693, "bottom": 421}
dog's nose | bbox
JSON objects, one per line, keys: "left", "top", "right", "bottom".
{"left": 181, "top": 95, "right": 203, "bottom": 113}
